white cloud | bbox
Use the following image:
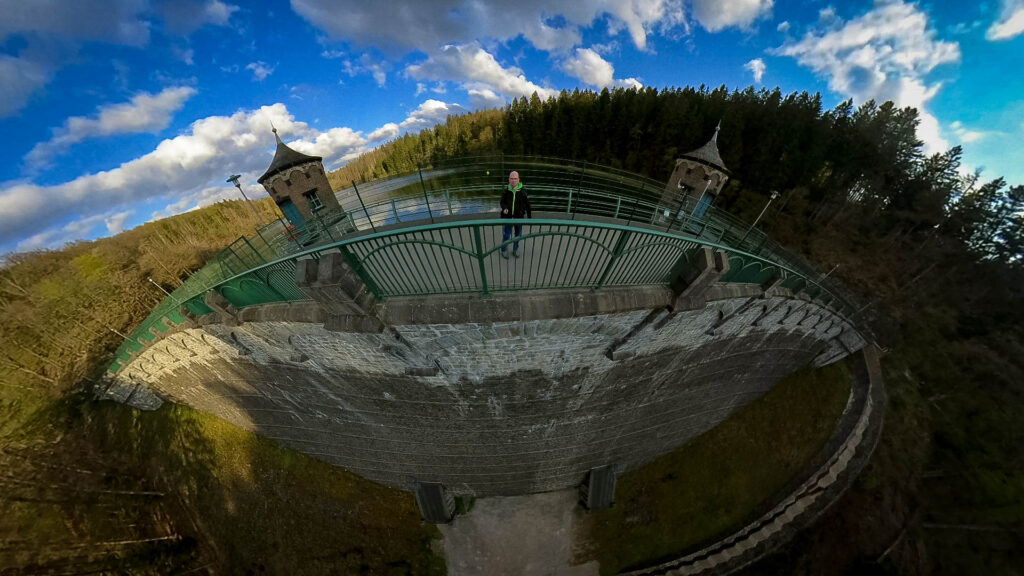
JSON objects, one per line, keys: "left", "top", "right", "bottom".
{"left": 343, "top": 54, "right": 389, "bottom": 86}
{"left": 172, "top": 45, "right": 195, "bottom": 65}
{"left": 468, "top": 88, "right": 503, "bottom": 110}
{"left": 562, "top": 48, "right": 615, "bottom": 87}
{"left": 406, "top": 43, "right": 558, "bottom": 103}
{"left": 690, "top": 0, "right": 773, "bottom": 32}
{"left": 291, "top": 0, "right": 687, "bottom": 54}
{"left": 368, "top": 122, "right": 400, "bottom": 141}
{"left": 0, "top": 0, "right": 151, "bottom": 46}
{"left": 948, "top": 20, "right": 982, "bottom": 35}
{"left": 773, "top": 0, "right": 960, "bottom": 154}
{"left": 0, "top": 0, "right": 155, "bottom": 117}
{"left": 105, "top": 210, "right": 134, "bottom": 234}
{"left": 950, "top": 120, "right": 984, "bottom": 143}
{"left": 287, "top": 126, "right": 368, "bottom": 166}
{"left": 148, "top": 186, "right": 237, "bottom": 222}
{"left": 0, "top": 0, "right": 235, "bottom": 118}
{"left": 0, "top": 103, "right": 381, "bottom": 251}
{"left": 158, "top": 0, "right": 239, "bottom": 35}
{"left": 246, "top": 61, "right": 275, "bottom": 81}
{"left": 14, "top": 210, "right": 126, "bottom": 252}
{"left": 745, "top": 58, "right": 766, "bottom": 82}
{"left": 590, "top": 40, "right": 621, "bottom": 55}
{"left": 399, "top": 99, "right": 467, "bottom": 132}
{"left": 1, "top": 97, "right": 476, "bottom": 251}
{"left": 0, "top": 53, "right": 52, "bottom": 118}
{"left": 777, "top": 20, "right": 790, "bottom": 33}
{"left": 987, "top": 0, "right": 1024, "bottom": 40}
{"left": 24, "top": 86, "right": 197, "bottom": 169}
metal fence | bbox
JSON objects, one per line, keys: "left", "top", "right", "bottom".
{"left": 108, "top": 156, "right": 859, "bottom": 372}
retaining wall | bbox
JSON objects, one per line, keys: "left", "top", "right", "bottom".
{"left": 108, "top": 291, "right": 865, "bottom": 496}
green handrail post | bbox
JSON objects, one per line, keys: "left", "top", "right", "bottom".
{"left": 576, "top": 160, "right": 587, "bottom": 215}
{"left": 391, "top": 199, "right": 400, "bottom": 223}
{"left": 445, "top": 189, "right": 453, "bottom": 216}
{"left": 417, "top": 164, "right": 434, "bottom": 223}
{"left": 351, "top": 180, "right": 375, "bottom": 232}
{"left": 253, "top": 226, "right": 273, "bottom": 259}
{"left": 626, "top": 196, "right": 639, "bottom": 226}
{"left": 614, "top": 196, "right": 621, "bottom": 219}
{"left": 241, "top": 236, "right": 267, "bottom": 264}
{"left": 311, "top": 210, "right": 331, "bottom": 243}
{"left": 595, "top": 230, "right": 631, "bottom": 290}
{"left": 224, "top": 243, "right": 246, "bottom": 273}
{"left": 473, "top": 225, "right": 489, "bottom": 295}
{"left": 566, "top": 188, "right": 573, "bottom": 214}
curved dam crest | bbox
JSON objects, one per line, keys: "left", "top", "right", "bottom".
{"left": 109, "top": 290, "right": 864, "bottom": 497}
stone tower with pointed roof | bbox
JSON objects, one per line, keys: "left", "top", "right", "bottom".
{"left": 662, "top": 122, "right": 731, "bottom": 219}
{"left": 257, "top": 127, "right": 340, "bottom": 227}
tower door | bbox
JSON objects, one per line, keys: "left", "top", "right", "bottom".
{"left": 693, "top": 193, "right": 713, "bottom": 220}
{"left": 279, "top": 199, "right": 305, "bottom": 228}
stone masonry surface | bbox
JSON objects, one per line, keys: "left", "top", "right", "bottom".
{"left": 109, "top": 294, "right": 865, "bottom": 496}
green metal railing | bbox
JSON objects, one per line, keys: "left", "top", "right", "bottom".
{"left": 108, "top": 156, "right": 859, "bottom": 373}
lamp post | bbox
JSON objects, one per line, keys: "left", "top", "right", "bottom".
{"left": 227, "top": 174, "right": 266, "bottom": 225}
{"left": 740, "top": 190, "right": 780, "bottom": 243}
{"left": 147, "top": 277, "right": 171, "bottom": 297}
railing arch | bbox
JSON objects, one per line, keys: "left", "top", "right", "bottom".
{"left": 107, "top": 157, "right": 865, "bottom": 373}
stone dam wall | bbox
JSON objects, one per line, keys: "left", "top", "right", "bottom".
{"left": 109, "top": 289, "right": 865, "bottom": 497}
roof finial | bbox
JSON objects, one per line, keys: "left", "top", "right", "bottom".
{"left": 270, "top": 120, "right": 283, "bottom": 144}
{"left": 712, "top": 120, "right": 721, "bottom": 142}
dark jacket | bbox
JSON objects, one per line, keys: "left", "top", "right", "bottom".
{"left": 500, "top": 183, "right": 532, "bottom": 219}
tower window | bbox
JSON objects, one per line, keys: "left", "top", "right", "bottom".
{"left": 304, "top": 190, "right": 324, "bottom": 212}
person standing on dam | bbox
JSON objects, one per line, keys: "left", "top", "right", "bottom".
{"left": 500, "top": 170, "right": 532, "bottom": 258}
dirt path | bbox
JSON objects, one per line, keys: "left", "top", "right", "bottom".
{"left": 439, "top": 489, "right": 600, "bottom": 576}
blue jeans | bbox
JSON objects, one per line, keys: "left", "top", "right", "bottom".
{"left": 502, "top": 224, "right": 522, "bottom": 252}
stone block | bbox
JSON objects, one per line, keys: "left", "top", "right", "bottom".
{"left": 324, "top": 314, "right": 384, "bottom": 333}
{"left": 295, "top": 252, "right": 376, "bottom": 316}
{"left": 204, "top": 290, "right": 241, "bottom": 326}
{"left": 294, "top": 258, "right": 318, "bottom": 286}
{"left": 672, "top": 246, "right": 730, "bottom": 311}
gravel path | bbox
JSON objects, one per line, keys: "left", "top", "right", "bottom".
{"left": 439, "top": 490, "right": 600, "bottom": 576}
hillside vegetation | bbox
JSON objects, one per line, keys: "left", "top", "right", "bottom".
{"left": 2, "top": 85, "right": 1022, "bottom": 574}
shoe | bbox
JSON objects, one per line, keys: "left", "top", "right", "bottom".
{"left": 501, "top": 251, "right": 509, "bottom": 259}
{"left": 512, "top": 251, "right": 520, "bottom": 258}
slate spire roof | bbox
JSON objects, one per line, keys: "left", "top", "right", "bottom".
{"left": 257, "top": 126, "right": 322, "bottom": 184}
{"left": 681, "top": 121, "right": 729, "bottom": 174}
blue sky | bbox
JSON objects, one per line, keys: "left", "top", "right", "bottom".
{"left": 1, "top": 0, "right": 1022, "bottom": 254}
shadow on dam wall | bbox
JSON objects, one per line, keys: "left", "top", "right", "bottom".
{"left": 109, "top": 289, "right": 865, "bottom": 497}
